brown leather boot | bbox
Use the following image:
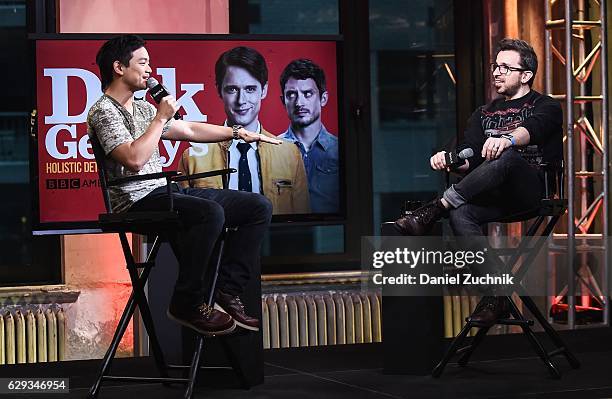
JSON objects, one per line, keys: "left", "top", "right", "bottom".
{"left": 394, "top": 198, "right": 447, "bottom": 235}
{"left": 215, "top": 290, "right": 260, "bottom": 331}
{"left": 469, "top": 296, "right": 510, "bottom": 326}
{"left": 167, "top": 301, "right": 236, "bottom": 336}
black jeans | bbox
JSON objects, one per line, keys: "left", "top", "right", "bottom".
{"left": 443, "top": 149, "right": 544, "bottom": 237}
{"left": 128, "top": 184, "right": 272, "bottom": 306}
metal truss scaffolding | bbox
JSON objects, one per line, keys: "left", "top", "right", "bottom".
{"left": 544, "top": 0, "right": 608, "bottom": 328}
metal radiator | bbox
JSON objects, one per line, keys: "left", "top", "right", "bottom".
{"left": 443, "top": 288, "right": 479, "bottom": 338}
{"left": 0, "top": 306, "right": 66, "bottom": 364}
{"left": 262, "top": 291, "right": 382, "bottom": 349}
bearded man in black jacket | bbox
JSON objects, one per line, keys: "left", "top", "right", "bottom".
{"left": 394, "top": 38, "right": 563, "bottom": 324}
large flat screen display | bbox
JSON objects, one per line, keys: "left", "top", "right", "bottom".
{"left": 34, "top": 37, "right": 341, "bottom": 232}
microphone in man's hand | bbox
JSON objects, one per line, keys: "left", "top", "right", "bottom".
{"left": 444, "top": 148, "right": 474, "bottom": 170}
{"left": 146, "top": 78, "right": 182, "bottom": 120}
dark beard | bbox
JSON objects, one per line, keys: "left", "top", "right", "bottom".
{"left": 291, "top": 111, "right": 320, "bottom": 129}
{"left": 500, "top": 82, "right": 520, "bottom": 98}
{"left": 292, "top": 119, "right": 315, "bottom": 129}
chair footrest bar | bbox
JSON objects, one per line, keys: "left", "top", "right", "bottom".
{"left": 455, "top": 346, "right": 473, "bottom": 356}
{"left": 102, "top": 375, "right": 189, "bottom": 384}
{"left": 465, "top": 318, "right": 533, "bottom": 327}
{"left": 135, "top": 261, "right": 156, "bottom": 269}
{"left": 548, "top": 347, "right": 566, "bottom": 357}
{"left": 166, "top": 364, "right": 234, "bottom": 370}
{"left": 496, "top": 318, "right": 534, "bottom": 326}
{"left": 490, "top": 248, "right": 535, "bottom": 256}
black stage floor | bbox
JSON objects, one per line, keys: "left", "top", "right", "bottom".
{"left": 4, "top": 343, "right": 612, "bottom": 399}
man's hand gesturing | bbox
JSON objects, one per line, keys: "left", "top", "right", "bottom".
{"left": 482, "top": 137, "right": 511, "bottom": 160}
{"left": 238, "top": 128, "right": 282, "bottom": 145}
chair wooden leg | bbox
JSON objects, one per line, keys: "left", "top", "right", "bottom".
{"left": 127, "top": 265, "right": 170, "bottom": 379}
{"left": 183, "top": 230, "right": 233, "bottom": 397}
{"left": 89, "top": 234, "right": 174, "bottom": 398}
{"left": 184, "top": 337, "right": 205, "bottom": 399}
{"left": 119, "top": 232, "right": 169, "bottom": 379}
{"left": 432, "top": 321, "right": 472, "bottom": 378}
{"left": 206, "top": 237, "right": 226, "bottom": 306}
{"left": 507, "top": 298, "right": 561, "bottom": 379}
{"left": 520, "top": 295, "right": 580, "bottom": 369}
{"left": 87, "top": 292, "right": 138, "bottom": 399}
{"left": 457, "top": 325, "right": 490, "bottom": 366}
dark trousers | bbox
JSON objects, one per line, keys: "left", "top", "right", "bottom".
{"left": 128, "top": 184, "right": 272, "bottom": 306}
{"left": 444, "top": 149, "right": 544, "bottom": 237}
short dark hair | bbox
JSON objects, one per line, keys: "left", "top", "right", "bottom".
{"left": 95, "top": 35, "right": 146, "bottom": 91}
{"left": 214, "top": 47, "right": 268, "bottom": 95}
{"left": 280, "top": 59, "right": 327, "bottom": 99}
{"left": 495, "top": 38, "right": 538, "bottom": 86}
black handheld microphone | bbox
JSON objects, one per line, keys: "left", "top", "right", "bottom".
{"left": 444, "top": 148, "right": 474, "bottom": 170}
{"left": 146, "top": 77, "right": 182, "bottom": 120}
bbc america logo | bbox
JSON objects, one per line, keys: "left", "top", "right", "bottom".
{"left": 45, "top": 178, "right": 100, "bottom": 189}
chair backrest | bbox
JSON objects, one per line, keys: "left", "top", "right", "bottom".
{"left": 89, "top": 133, "right": 113, "bottom": 213}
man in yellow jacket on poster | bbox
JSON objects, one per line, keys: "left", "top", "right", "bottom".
{"left": 177, "top": 46, "right": 309, "bottom": 215}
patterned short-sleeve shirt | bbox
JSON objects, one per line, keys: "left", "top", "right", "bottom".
{"left": 87, "top": 94, "right": 171, "bottom": 212}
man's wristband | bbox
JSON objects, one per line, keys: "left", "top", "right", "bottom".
{"left": 501, "top": 134, "right": 515, "bottom": 146}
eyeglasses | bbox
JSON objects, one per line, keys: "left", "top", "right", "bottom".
{"left": 490, "top": 63, "right": 528, "bottom": 75}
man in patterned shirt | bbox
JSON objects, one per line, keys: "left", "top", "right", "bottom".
{"left": 87, "top": 35, "right": 281, "bottom": 336}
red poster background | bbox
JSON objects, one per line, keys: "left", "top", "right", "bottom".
{"left": 36, "top": 39, "right": 338, "bottom": 224}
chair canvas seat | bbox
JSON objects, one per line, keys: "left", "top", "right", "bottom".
{"left": 495, "top": 199, "right": 568, "bottom": 223}
{"left": 98, "top": 211, "right": 182, "bottom": 234}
